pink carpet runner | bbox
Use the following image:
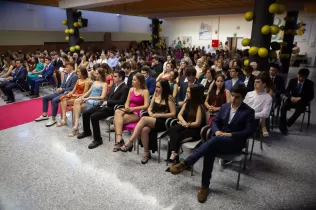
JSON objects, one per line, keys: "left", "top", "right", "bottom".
{"left": 0, "top": 98, "right": 57, "bottom": 130}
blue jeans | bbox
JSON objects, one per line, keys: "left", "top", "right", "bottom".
{"left": 184, "top": 136, "right": 245, "bottom": 187}
{"left": 30, "top": 78, "right": 46, "bottom": 95}
{"left": 42, "top": 92, "right": 63, "bottom": 117}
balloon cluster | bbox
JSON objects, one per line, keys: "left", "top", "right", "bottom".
{"left": 62, "top": 11, "right": 85, "bottom": 52}
{"left": 151, "top": 20, "right": 164, "bottom": 48}
{"left": 242, "top": 3, "right": 288, "bottom": 63}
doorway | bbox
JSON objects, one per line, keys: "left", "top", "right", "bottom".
{"left": 227, "top": 37, "right": 244, "bottom": 52}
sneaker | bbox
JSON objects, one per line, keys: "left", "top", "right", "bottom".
{"left": 45, "top": 119, "right": 57, "bottom": 127}
{"left": 219, "top": 159, "right": 233, "bottom": 167}
{"left": 262, "top": 127, "right": 269, "bottom": 137}
{"left": 35, "top": 115, "right": 49, "bottom": 122}
{"left": 170, "top": 162, "right": 187, "bottom": 175}
{"left": 197, "top": 186, "right": 209, "bottom": 203}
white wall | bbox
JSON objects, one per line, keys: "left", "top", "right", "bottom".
{"left": 0, "top": 1, "right": 151, "bottom": 33}
{"left": 162, "top": 13, "right": 316, "bottom": 65}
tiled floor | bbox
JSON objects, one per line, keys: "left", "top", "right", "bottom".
{"left": 0, "top": 68, "right": 316, "bottom": 210}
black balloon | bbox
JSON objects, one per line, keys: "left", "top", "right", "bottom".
{"left": 271, "top": 42, "right": 281, "bottom": 51}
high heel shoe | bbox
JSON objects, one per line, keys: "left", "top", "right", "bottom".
{"left": 164, "top": 154, "right": 179, "bottom": 164}
{"left": 119, "top": 140, "right": 133, "bottom": 152}
{"left": 141, "top": 152, "right": 152, "bottom": 164}
{"left": 68, "top": 127, "right": 78, "bottom": 137}
{"left": 113, "top": 139, "right": 124, "bottom": 152}
{"left": 56, "top": 119, "right": 68, "bottom": 127}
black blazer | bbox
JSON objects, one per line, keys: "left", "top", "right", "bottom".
{"left": 245, "top": 75, "right": 255, "bottom": 92}
{"left": 272, "top": 75, "right": 285, "bottom": 98}
{"left": 285, "top": 78, "right": 314, "bottom": 105}
{"left": 53, "top": 58, "right": 64, "bottom": 71}
{"left": 107, "top": 83, "right": 129, "bottom": 108}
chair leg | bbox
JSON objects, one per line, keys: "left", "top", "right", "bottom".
{"left": 249, "top": 138, "right": 255, "bottom": 162}
{"left": 300, "top": 112, "right": 306, "bottom": 132}
{"left": 271, "top": 115, "right": 274, "bottom": 131}
{"left": 275, "top": 106, "right": 280, "bottom": 127}
{"left": 243, "top": 154, "right": 247, "bottom": 171}
{"left": 260, "top": 135, "right": 263, "bottom": 150}
{"left": 307, "top": 111, "right": 311, "bottom": 127}
{"left": 137, "top": 138, "right": 139, "bottom": 155}
{"left": 108, "top": 122, "right": 111, "bottom": 142}
{"left": 236, "top": 160, "right": 242, "bottom": 190}
{"left": 158, "top": 138, "right": 161, "bottom": 163}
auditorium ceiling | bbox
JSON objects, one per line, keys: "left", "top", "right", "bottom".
{"left": 7, "top": 0, "right": 313, "bottom": 18}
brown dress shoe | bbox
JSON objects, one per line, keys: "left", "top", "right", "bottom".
{"left": 170, "top": 162, "right": 187, "bottom": 174}
{"left": 197, "top": 186, "right": 209, "bottom": 203}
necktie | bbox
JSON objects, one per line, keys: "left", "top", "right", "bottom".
{"left": 297, "top": 83, "right": 302, "bottom": 94}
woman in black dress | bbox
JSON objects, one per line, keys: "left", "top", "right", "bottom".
{"left": 167, "top": 84, "right": 205, "bottom": 163}
{"left": 120, "top": 79, "right": 176, "bottom": 164}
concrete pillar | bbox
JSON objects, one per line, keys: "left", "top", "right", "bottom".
{"left": 249, "top": 0, "right": 275, "bottom": 71}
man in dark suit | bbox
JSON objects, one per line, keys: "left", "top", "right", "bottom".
{"left": 0, "top": 59, "right": 28, "bottom": 103}
{"left": 170, "top": 84, "right": 256, "bottom": 203}
{"left": 224, "top": 66, "right": 245, "bottom": 92}
{"left": 34, "top": 62, "right": 78, "bottom": 127}
{"left": 141, "top": 67, "right": 156, "bottom": 95}
{"left": 279, "top": 68, "right": 314, "bottom": 134}
{"left": 178, "top": 66, "right": 198, "bottom": 107}
{"left": 269, "top": 64, "right": 285, "bottom": 108}
{"left": 51, "top": 51, "right": 64, "bottom": 87}
{"left": 244, "top": 66, "right": 255, "bottom": 92}
{"left": 151, "top": 56, "right": 163, "bottom": 76}
{"left": 29, "top": 57, "right": 55, "bottom": 98}
{"left": 78, "top": 70, "right": 129, "bottom": 149}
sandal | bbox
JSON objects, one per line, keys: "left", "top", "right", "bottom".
{"left": 120, "top": 140, "right": 134, "bottom": 152}
{"left": 141, "top": 152, "right": 152, "bottom": 164}
{"left": 68, "top": 127, "right": 78, "bottom": 137}
{"left": 113, "top": 134, "right": 124, "bottom": 152}
{"left": 56, "top": 120, "right": 68, "bottom": 127}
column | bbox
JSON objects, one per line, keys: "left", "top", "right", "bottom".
{"left": 66, "top": 8, "right": 80, "bottom": 52}
{"left": 151, "top": 18, "right": 159, "bottom": 49}
{"left": 280, "top": 11, "right": 299, "bottom": 73}
{"left": 249, "top": 0, "right": 275, "bottom": 71}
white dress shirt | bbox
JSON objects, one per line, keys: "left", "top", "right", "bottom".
{"left": 244, "top": 90, "right": 272, "bottom": 119}
{"left": 65, "top": 71, "right": 74, "bottom": 83}
{"left": 228, "top": 104, "right": 240, "bottom": 124}
{"left": 231, "top": 77, "right": 238, "bottom": 86}
{"left": 244, "top": 76, "right": 250, "bottom": 86}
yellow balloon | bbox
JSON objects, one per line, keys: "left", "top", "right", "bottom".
{"left": 78, "top": 22, "right": 82, "bottom": 27}
{"left": 258, "top": 48, "right": 268, "bottom": 58}
{"left": 73, "top": 22, "right": 79, "bottom": 27}
{"left": 261, "top": 25, "right": 271, "bottom": 35}
{"left": 277, "top": 4, "right": 285, "bottom": 14}
{"left": 69, "top": 29, "right": 75, "bottom": 34}
{"left": 244, "top": 11, "right": 254, "bottom": 21}
{"left": 270, "top": 25, "right": 280, "bottom": 35}
{"left": 62, "top": 20, "right": 67, "bottom": 25}
{"left": 244, "top": 59, "right": 249, "bottom": 66}
{"left": 249, "top": 46, "right": 258, "bottom": 55}
{"left": 75, "top": 45, "right": 80, "bottom": 51}
{"left": 65, "top": 29, "right": 69, "bottom": 34}
{"left": 70, "top": 46, "right": 75, "bottom": 52}
{"left": 241, "top": 38, "right": 251, "bottom": 47}
{"left": 269, "top": 3, "right": 279, "bottom": 14}
{"left": 65, "top": 36, "right": 69, "bottom": 41}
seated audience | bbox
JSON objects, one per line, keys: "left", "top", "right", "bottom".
{"left": 244, "top": 72, "right": 273, "bottom": 137}
{"left": 27, "top": 56, "right": 44, "bottom": 86}
{"left": 69, "top": 68, "right": 108, "bottom": 137}
{"left": 169, "top": 70, "right": 179, "bottom": 99}
{"left": 224, "top": 66, "right": 244, "bottom": 92}
{"left": 151, "top": 56, "right": 163, "bottom": 77}
{"left": 121, "top": 62, "right": 132, "bottom": 85}
{"left": 244, "top": 66, "right": 255, "bottom": 92}
{"left": 119, "top": 79, "right": 176, "bottom": 164}
{"left": 77, "top": 70, "right": 129, "bottom": 149}
{"left": 170, "top": 85, "right": 256, "bottom": 203}
{"left": 205, "top": 74, "right": 231, "bottom": 124}
{"left": 0, "top": 60, "right": 15, "bottom": 83}
{"left": 78, "top": 55, "right": 89, "bottom": 70}
{"left": 52, "top": 52, "right": 64, "bottom": 87}
{"left": 113, "top": 73, "right": 149, "bottom": 152}
{"left": 56, "top": 67, "right": 90, "bottom": 127}
{"left": 107, "top": 51, "right": 119, "bottom": 69}
{"left": 269, "top": 64, "right": 285, "bottom": 108}
{"left": 163, "top": 55, "right": 172, "bottom": 71}
{"left": 195, "top": 58, "right": 203, "bottom": 75}
{"left": 34, "top": 62, "right": 78, "bottom": 126}
{"left": 0, "top": 59, "right": 28, "bottom": 103}
{"left": 141, "top": 67, "right": 156, "bottom": 95}
{"left": 101, "top": 63, "right": 113, "bottom": 93}
{"left": 197, "top": 63, "right": 208, "bottom": 83}
{"left": 73, "top": 53, "right": 81, "bottom": 66}
{"left": 250, "top": 62, "right": 260, "bottom": 76}
{"left": 279, "top": 68, "right": 314, "bottom": 134}
{"left": 157, "top": 63, "right": 172, "bottom": 82}
{"left": 29, "top": 57, "right": 55, "bottom": 98}
{"left": 178, "top": 66, "right": 198, "bottom": 107}
{"left": 166, "top": 84, "right": 204, "bottom": 163}
{"left": 127, "top": 60, "right": 139, "bottom": 88}
{"left": 200, "top": 68, "right": 215, "bottom": 94}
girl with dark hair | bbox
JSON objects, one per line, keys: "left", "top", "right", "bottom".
{"left": 113, "top": 73, "right": 149, "bottom": 152}
{"left": 157, "top": 63, "right": 172, "bottom": 82}
{"left": 70, "top": 68, "right": 108, "bottom": 137}
{"left": 205, "top": 74, "right": 231, "bottom": 124}
{"left": 200, "top": 68, "right": 215, "bottom": 94}
{"left": 166, "top": 84, "right": 205, "bottom": 163}
{"left": 57, "top": 67, "right": 90, "bottom": 127}
{"left": 119, "top": 79, "right": 176, "bottom": 164}
{"left": 169, "top": 70, "right": 179, "bottom": 99}
{"left": 27, "top": 56, "right": 44, "bottom": 86}
{"left": 101, "top": 63, "right": 113, "bottom": 92}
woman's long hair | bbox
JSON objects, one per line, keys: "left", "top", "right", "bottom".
{"left": 134, "top": 72, "right": 147, "bottom": 89}
{"left": 101, "top": 63, "right": 113, "bottom": 75}
{"left": 159, "top": 79, "right": 172, "bottom": 104}
{"left": 187, "top": 84, "right": 204, "bottom": 122}
{"left": 208, "top": 74, "right": 225, "bottom": 105}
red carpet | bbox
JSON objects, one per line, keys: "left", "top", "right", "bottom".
{"left": 0, "top": 98, "right": 58, "bottom": 130}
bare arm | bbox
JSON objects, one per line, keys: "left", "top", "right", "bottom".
{"left": 188, "top": 106, "right": 202, "bottom": 128}
{"left": 225, "top": 90, "right": 231, "bottom": 103}
{"left": 172, "top": 83, "right": 178, "bottom": 99}
{"left": 177, "top": 101, "right": 187, "bottom": 123}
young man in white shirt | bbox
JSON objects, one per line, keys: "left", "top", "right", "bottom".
{"left": 244, "top": 71, "right": 273, "bottom": 136}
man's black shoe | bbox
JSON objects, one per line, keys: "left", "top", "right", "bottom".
{"left": 88, "top": 141, "right": 103, "bottom": 149}
{"left": 77, "top": 132, "right": 92, "bottom": 139}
